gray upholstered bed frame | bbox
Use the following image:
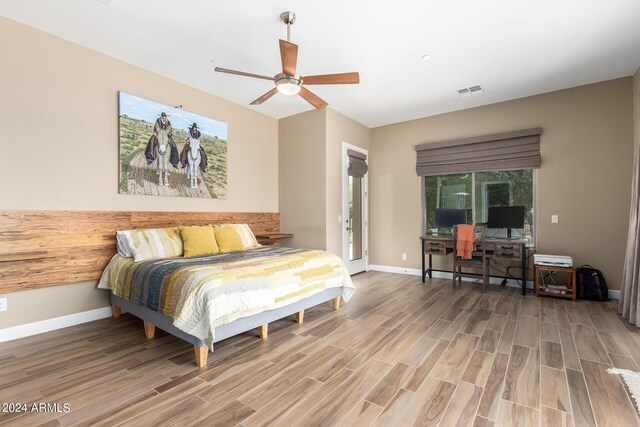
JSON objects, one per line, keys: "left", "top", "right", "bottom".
{"left": 110, "top": 287, "right": 343, "bottom": 367}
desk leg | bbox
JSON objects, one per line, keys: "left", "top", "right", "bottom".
{"left": 428, "top": 254, "right": 433, "bottom": 279}
{"left": 521, "top": 246, "right": 527, "bottom": 296}
{"left": 421, "top": 239, "right": 426, "bottom": 283}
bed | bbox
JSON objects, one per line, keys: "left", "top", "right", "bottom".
{"left": 98, "top": 245, "right": 355, "bottom": 367}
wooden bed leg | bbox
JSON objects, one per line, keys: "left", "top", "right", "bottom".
{"left": 295, "top": 310, "right": 305, "bottom": 324}
{"left": 195, "top": 346, "right": 208, "bottom": 368}
{"left": 111, "top": 304, "right": 121, "bottom": 319}
{"left": 332, "top": 297, "right": 341, "bottom": 310}
{"left": 143, "top": 321, "right": 156, "bottom": 339}
{"left": 259, "top": 324, "right": 268, "bottom": 340}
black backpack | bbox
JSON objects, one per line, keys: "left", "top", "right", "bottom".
{"left": 576, "top": 265, "right": 608, "bottom": 301}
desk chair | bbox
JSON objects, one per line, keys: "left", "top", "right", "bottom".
{"left": 452, "top": 225, "right": 490, "bottom": 287}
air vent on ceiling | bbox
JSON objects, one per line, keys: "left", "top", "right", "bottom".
{"left": 458, "top": 85, "right": 484, "bottom": 97}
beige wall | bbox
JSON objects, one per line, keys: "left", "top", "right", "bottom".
{"left": 278, "top": 109, "right": 327, "bottom": 250}
{"left": 370, "top": 78, "right": 634, "bottom": 290}
{"left": 0, "top": 16, "right": 278, "bottom": 212}
{"left": 325, "top": 109, "right": 371, "bottom": 256}
{"left": 278, "top": 108, "right": 370, "bottom": 258}
{"left": 0, "top": 17, "right": 278, "bottom": 328}
{"left": 1, "top": 282, "right": 109, "bottom": 329}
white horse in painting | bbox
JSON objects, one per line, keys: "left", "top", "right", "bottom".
{"left": 156, "top": 128, "right": 171, "bottom": 186}
{"left": 186, "top": 137, "right": 201, "bottom": 189}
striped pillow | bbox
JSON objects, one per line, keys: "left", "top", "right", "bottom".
{"left": 213, "top": 224, "right": 261, "bottom": 250}
{"left": 117, "top": 227, "right": 183, "bottom": 262}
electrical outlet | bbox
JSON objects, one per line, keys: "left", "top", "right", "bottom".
{"left": 0, "top": 297, "right": 7, "bottom": 312}
{"left": 551, "top": 215, "right": 559, "bottom": 224}
{"left": 401, "top": 253, "right": 407, "bottom": 261}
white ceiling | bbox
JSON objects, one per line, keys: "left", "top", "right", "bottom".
{"left": 2, "top": 0, "right": 639, "bottom": 127}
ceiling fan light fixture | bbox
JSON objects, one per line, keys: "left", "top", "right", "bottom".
{"left": 275, "top": 73, "right": 302, "bottom": 96}
{"left": 214, "top": 11, "right": 358, "bottom": 109}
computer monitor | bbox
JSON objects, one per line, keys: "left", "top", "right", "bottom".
{"left": 487, "top": 206, "right": 526, "bottom": 238}
{"left": 434, "top": 208, "right": 467, "bottom": 230}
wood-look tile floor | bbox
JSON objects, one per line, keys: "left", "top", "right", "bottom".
{"left": 2, "top": 271, "right": 640, "bottom": 426}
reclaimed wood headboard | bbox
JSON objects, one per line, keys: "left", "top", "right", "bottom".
{"left": 0, "top": 210, "right": 279, "bottom": 293}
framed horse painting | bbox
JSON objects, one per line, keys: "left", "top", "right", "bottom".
{"left": 118, "top": 91, "right": 228, "bottom": 199}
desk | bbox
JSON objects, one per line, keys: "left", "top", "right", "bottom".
{"left": 420, "top": 234, "right": 529, "bottom": 295}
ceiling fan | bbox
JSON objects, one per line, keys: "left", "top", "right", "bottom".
{"left": 214, "top": 11, "right": 360, "bottom": 109}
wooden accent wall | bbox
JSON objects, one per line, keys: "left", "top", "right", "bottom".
{"left": 0, "top": 211, "right": 279, "bottom": 293}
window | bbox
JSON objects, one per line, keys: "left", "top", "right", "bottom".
{"left": 423, "top": 169, "right": 534, "bottom": 240}
{"left": 424, "top": 173, "right": 473, "bottom": 226}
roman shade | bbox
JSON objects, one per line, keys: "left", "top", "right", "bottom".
{"left": 415, "top": 128, "right": 542, "bottom": 176}
{"left": 347, "top": 149, "right": 368, "bottom": 178}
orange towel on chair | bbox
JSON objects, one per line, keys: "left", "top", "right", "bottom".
{"left": 457, "top": 224, "right": 475, "bottom": 260}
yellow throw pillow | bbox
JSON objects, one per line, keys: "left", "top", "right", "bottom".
{"left": 179, "top": 225, "right": 219, "bottom": 257}
{"left": 213, "top": 226, "right": 246, "bottom": 253}
{"left": 214, "top": 224, "right": 261, "bottom": 249}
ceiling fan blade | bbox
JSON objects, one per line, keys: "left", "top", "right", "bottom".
{"left": 215, "top": 67, "right": 274, "bottom": 81}
{"left": 250, "top": 88, "right": 279, "bottom": 105}
{"left": 303, "top": 72, "right": 360, "bottom": 85}
{"left": 279, "top": 39, "right": 298, "bottom": 76}
{"left": 298, "top": 87, "right": 328, "bottom": 109}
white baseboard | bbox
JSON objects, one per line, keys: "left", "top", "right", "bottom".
{"left": 369, "top": 264, "right": 534, "bottom": 290}
{"left": 0, "top": 306, "right": 113, "bottom": 343}
{"left": 368, "top": 264, "right": 422, "bottom": 276}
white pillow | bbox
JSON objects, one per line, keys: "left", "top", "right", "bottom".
{"left": 116, "top": 232, "right": 134, "bottom": 257}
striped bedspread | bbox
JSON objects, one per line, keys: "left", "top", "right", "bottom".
{"left": 98, "top": 246, "right": 355, "bottom": 349}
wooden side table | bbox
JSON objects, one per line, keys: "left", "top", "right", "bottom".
{"left": 254, "top": 233, "right": 293, "bottom": 246}
{"left": 534, "top": 264, "right": 577, "bottom": 300}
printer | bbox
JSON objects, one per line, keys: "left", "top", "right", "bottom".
{"left": 533, "top": 254, "right": 573, "bottom": 268}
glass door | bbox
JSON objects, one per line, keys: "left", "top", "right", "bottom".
{"left": 343, "top": 145, "right": 368, "bottom": 274}
{"left": 349, "top": 176, "right": 364, "bottom": 262}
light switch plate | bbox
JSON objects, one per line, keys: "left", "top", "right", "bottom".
{"left": 551, "top": 215, "right": 559, "bottom": 224}
{"left": 402, "top": 253, "right": 407, "bottom": 261}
